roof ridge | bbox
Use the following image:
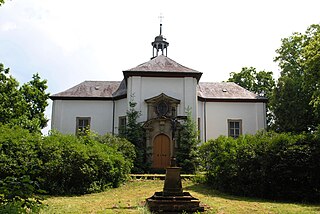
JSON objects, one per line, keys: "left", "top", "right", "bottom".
{"left": 124, "top": 55, "right": 200, "bottom": 73}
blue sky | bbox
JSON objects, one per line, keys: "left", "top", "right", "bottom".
{"left": 0, "top": 0, "right": 320, "bottom": 133}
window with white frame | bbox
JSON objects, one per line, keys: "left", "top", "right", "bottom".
{"left": 228, "top": 119, "right": 242, "bottom": 138}
{"left": 76, "top": 117, "right": 91, "bottom": 135}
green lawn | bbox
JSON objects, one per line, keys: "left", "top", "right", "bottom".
{"left": 41, "top": 179, "right": 320, "bottom": 214}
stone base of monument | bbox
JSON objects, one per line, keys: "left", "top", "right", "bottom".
{"left": 146, "top": 191, "right": 204, "bottom": 213}
{"left": 146, "top": 166, "right": 204, "bottom": 213}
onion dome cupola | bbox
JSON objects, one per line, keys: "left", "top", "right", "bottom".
{"left": 151, "top": 23, "right": 169, "bottom": 58}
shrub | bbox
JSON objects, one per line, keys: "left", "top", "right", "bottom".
{"left": 0, "top": 125, "right": 43, "bottom": 212}
{"left": 94, "top": 133, "right": 136, "bottom": 166}
{"left": 200, "top": 131, "right": 320, "bottom": 202}
{"left": 0, "top": 125, "right": 133, "bottom": 198}
{"left": 39, "top": 131, "right": 132, "bottom": 195}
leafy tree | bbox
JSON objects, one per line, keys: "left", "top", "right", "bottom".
{"left": 302, "top": 27, "right": 320, "bottom": 118}
{"left": 271, "top": 24, "right": 320, "bottom": 133}
{"left": 228, "top": 67, "right": 275, "bottom": 99}
{"left": 0, "top": 0, "right": 5, "bottom": 6}
{"left": 176, "top": 109, "right": 200, "bottom": 174}
{"left": 20, "top": 74, "right": 50, "bottom": 129}
{"left": 228, "top": 67, "right": 275, "bottom": 127}
{"left": 228, "top": 67, "right": 256, "bottom": 92}
{"left": 0, "top": 63, "right": 49, "bottom": 132}
{"left": 0, "top": 64, "right": 25, "bottom": 124}
{"left": 120, "top": 97, "right": 147, "bottom": 173}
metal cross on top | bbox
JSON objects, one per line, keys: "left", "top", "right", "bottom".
{"left": 158, "top": 13, "right": 164, "bottom": 24}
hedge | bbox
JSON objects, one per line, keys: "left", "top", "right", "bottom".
{"left": 200, "top": 131, "right": 320, "bottom": 202}
{"left": 39, "top": 132, "right": 133, "bottom": 195}
{"left": 0, "top": 125, "right": 134, "bottom": 212}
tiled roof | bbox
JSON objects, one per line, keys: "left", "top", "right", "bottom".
{"left": 50, "top": 81, "right": 121, "bottom": 100}
{"left": 124, "top": 55, "right": 200, "bottom": 73}
{"left": 198, "top": 82, "right": 266, "bottom": 101}
{"left": 50, "top": 80, "right": 266, "bottom": 102}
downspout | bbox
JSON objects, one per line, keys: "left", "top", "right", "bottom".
{"left": 204, "top": 98, "right": 207, "bottom": 142}
{"left": 112, "top": 98, "right": 115, "bottom": 135}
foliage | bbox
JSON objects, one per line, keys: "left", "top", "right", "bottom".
{"left": 228, "top": 67, "right": 275, "bottom": 99}
{"left": 0, "top": 63, "right": 49, "bottom": 133}
{"left": 176, "top": 109, "right": 200, "bottom": 174}
{"left": 0, "top": 125, "right": 44, "bottom": 213}
{"left": 0, "top": 126, "right": 132, "bottom": 199}
{"left": 40, "top": 131, "right": 131, "bottom": 195}
{"left": 120, "top": 98, "right": 148, "bottom": 173}
{"left": 200, "top": 131, "right": 320, "bottom": 202}
{"left": 20, "top": 74, "right": 49, "bottom": 130}
{"left": 302, "top": 27, "right": 320, "bottom": 118}
{"left": 228, "top": 67, "right": 275, "bottom": 127}
{"left": 271, "top": 24, "right": 320, "bottom": 133}
{"left": 0, "top": 0, "right": 4, "bottom": 6}
{"left": 94, "top": 133, "right": 136, "bottom": 166}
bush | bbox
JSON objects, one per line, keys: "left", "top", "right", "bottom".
{"left": 39, "top": 131, "right": 132, "bottom": 195}
{"left": 0, "top": 125, "right": 133, "bottom": 198}
{"left": 0, "top": 125, "right": 43, "bottom": 212}
{"left": 200, "top": 131, "right": 320, "bottom": 202}
{"left": 94, "top": 133, "right": 136, "bottom": 166}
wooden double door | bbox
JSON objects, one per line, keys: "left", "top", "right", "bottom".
{"left": 152, "top": 134, "right": 171, "bottom": 169}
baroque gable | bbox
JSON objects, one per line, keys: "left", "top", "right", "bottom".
{"left": 145, "top": 93, "right": 180, "bottom": 120}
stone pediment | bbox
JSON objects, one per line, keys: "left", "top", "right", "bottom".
{"left": 145, "top": 93, "right": 180, "bottom": 120}
{"left": 145, "top": 93, "right": 180, "bottom": 104}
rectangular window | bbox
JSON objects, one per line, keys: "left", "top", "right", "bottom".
{"left": 228, "top": 119, "right": 242, "bottom": 138}
{"left": 198, "top": 117, "right": 201, "bottom": 140}
{"left": 118, "top": 116, "right": 127, "bottom": 136}
{"left": 76, "top": 117, "right": 91, "bottom": 135}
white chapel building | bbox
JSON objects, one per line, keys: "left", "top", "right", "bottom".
{"left": 50, "top": 24, "right": 267, "bottom": 168}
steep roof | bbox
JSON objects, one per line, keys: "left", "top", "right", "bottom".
{"left": 123, "top": 55, "right": 202, "bottom": 81}
{"left": 50, "top": 81, "right": 122, "bottom": 100}
{"left": 198, "top": 82, "right": 267, "bottom": 102}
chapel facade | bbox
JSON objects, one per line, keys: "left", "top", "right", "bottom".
{"left": 50, "top": 24, "right": 267, "bottom": 169}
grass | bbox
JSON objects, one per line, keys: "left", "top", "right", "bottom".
{"left": 41, "top": 179, "right": 320, "bottom": 214}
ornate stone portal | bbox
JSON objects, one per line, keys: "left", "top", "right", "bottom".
{"left": 144, "top": 93, "right": 180, "bottom": 169}
{"left": 146, "top": 159, "right": 204, "bottom": 213}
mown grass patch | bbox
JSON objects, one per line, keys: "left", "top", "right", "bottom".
{"left": 41, "top": 179, "right": 320, "bottom": 214}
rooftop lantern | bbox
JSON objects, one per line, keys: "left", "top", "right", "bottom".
{"left": 151, "top": 16, "right": 169, "bottom": 59}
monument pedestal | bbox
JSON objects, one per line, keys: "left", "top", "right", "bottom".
{"left": 146, "top": 166, "right": 204, "bottom": 213}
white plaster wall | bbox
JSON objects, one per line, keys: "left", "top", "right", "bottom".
{"left": 127, "top": 76, "right": 198, "bottom": 122}
{"left": 51, "top": 100, "right": 114, "bottom": 135}
{"left": 203, "top": 102, "right": 266, "bottom": 140}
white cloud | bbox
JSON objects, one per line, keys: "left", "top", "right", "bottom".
{"left": 0, "top": 22, "right": 17, "bottom": 31}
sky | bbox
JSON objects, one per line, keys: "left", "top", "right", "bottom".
{"left": 0, "top": 0, "right": 320, "bottom": 133}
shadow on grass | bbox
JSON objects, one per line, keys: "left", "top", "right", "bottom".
{"left": 184, "top": 182, "right": 320, "bottom": 210}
